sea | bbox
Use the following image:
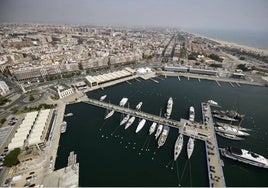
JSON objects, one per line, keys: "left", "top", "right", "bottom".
{"left": 186, "top": 28, "right": 268, "bottom": 50}
{"left": 55, "top": 77, "right": 268, "bottom": 187}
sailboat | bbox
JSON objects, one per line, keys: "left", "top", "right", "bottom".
{"left": 174, "top": 133, "right": 184, "bottom": 161}
{"left": 187, "top": 137, "right": 195, "bottom": 159}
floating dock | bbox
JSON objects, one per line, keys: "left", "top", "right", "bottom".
{"left": 228, "top": 82, "right": 235, "bottom": 88}
{"left": 216, "top": 80, "right": 221, "bottom": 86}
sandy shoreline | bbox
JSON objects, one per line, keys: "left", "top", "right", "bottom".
{"left": 190, "top": 32, "right": 268, "bottom": 55}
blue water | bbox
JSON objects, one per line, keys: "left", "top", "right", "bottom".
{"left": 187, "top": 29, "right": 268, "bottom": 49}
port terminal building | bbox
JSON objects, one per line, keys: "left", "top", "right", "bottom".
{"left": 164, "top": 65, "right": 218, "bottom": 76}
{"left": 8, "top": 109, "right": 53, "bottom": 151}
{"left": 85, "top": 67, "right": 135, "bottom": 87}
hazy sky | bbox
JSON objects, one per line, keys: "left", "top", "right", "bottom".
{"left": 1, "top": 0, "right": 268, "bottom": 31}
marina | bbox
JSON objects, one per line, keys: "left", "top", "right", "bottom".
{"left": 81, "top": 96, "right": 226, "bottom": 186}
{"left": 55, "top": 77, "right": 268, "bottom": 187}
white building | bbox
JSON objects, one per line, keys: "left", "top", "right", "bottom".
{"left": 0, "top": 81, "right": 9, "bottom": 95}
{"left": 8, "top": 110, "right": 52, "bottom": 150}
{"left": 57, "top": 85, "right": 74, "bottom": 99}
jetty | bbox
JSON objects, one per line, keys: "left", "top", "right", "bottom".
{"left": 202, "top": 103, "right": 226, "bottom": 187}
{"left": 82, "top": 97, "right": 209, "bottom": 140}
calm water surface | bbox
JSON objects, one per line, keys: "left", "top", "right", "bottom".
{"left": 55, "top": 77, "right": 268, "bottom": 187}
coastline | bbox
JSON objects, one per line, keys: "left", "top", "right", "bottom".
{"left": 188, "top": 31, "right": 268, "bottom": 55}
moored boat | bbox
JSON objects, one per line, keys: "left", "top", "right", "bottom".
{"left": 158, "top": 126, "right": 170, "bottom": 148}
{"left": 214, "top": 124, "right": 250, "bottom": 136}
{"left": 119, "top": 98, "right": 128, "bottom": 107}
{"left": 216, "top": 122, "right": 251, "bottom": 132}
{"left": 135, "top": 119, "right": 146, "bottom": 133}
{"left": 216, "top": 132, "right": 244, "bottom": 140}
{"left": 120, "top": 114, "right": 130, "bottom": 126}
{"left": 61, "top": 121, "right": 67, "bottom": 133}
{"left": 164, "top": 97, "right": 173, "bottom": 119}
{"left": 149, "top": 122, "right": 157, "bottom": 135}
{"left": 64, "top": 113, "right": 73, "bottom": 117}
{"left": 213, "top": 114, "right": 238, "bottom": 122}
{"left": 100, "top": 95, "right": 107, "bottom": 101}
{"left": 207, "top": 100, "right": 221, "bottom": 107}
{"left": 135, "top": 102, "right": 143, "bottom": 110}
{"left": 189, "top": 106, "right": 195, "bottom": 121}
{"left": 125, "top": 116, "right": 135, "bottom": 129}
{"left": 220, "top": 146, "right": 268, "bottom": 168}
{"left": 187, "top": 137, "right": 195, "bottom": 159}
{"left": 212, "top": 110, "right": 244, "bottom": 121}
{"left": 155, "top": 124, "right": 163, "bottom": 139}
{"left": 104, "top": 110, "right": 114, "bottom": 120}
{"left": 174, "top": 134, "right": 184, "bottom": 161}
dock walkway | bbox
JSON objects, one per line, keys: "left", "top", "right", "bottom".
{"left": 202, "top": 103, "right": 226, "bottom": 187}
{"left": 82, "top": 98, "right": 210, "bottom": 140}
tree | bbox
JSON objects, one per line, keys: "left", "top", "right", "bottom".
{"left": 0, "top": 118, "right": 6, "bottom": 125}
{"left": 237, "top": 64, "right": 250, "bottom": 71}
{"left": 239, "top": 56, "right": 246, "bottom": 60}
{"left": 3, "top": 148, "right": 21, "bottom": 167}
{"left": 209, "top": 54, "right": 223, "bottom": 62}
{"left": 209, "top": 64, "right": 223, "bottom": 68}
{"left": 0, "top": 96, "right": 10, "bottom": 106}
{"left": 29, "top": 95, "right": 35, "bottom": 102}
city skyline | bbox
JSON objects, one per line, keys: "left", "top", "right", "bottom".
{"left": 1, "top": 0, "right": 268, "bottom": 31}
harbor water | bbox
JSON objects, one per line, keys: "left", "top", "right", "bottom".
{"left": 55, "top": 77, "right": 268, "bottom": 187}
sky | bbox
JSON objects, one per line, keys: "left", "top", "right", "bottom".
{"left": 0, "top": 0, "right": 268, "bottom": 31}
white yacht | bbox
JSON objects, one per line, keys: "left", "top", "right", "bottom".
{"left": 135, "top": 119, "right": 146, "bottom": 133}
{"left": 135, "top": 102, "right": 143, "bottom": 110}
{"left": 125, "top": 116, "right": 135, "bottom": 130}
{"left": 158, "top": 126, "right": 170, "bottom": 148}
{"left": 215, "top": 124, "right": 250, "bottom": 136}
{"left": 104, "top": 110, "right": 114, "bottom": 119}
{"left": 149, "top": 122, "right": 157, "bottom": 135}
{"left": 120, "top": 114, "right": 130, "bottom": 126}
{"left": 119, "top": 98, "right": 128, "bottom": 107}
{"left": 164, "top": 97, "right": 173, "bottom": 119}
{"left": 174, "top": 134, "right": 184, "bottom": 161}
{"left": 207, "top": 100, "right": 220, "bottom": 107}
{"left": 155, "top": 124, "right": 163, "bottom": 139}
{"left": 61, "top": 121, "right": 67, "bottom": 133}
{"left": 100, "top": 95, "right": 107, "bottom": 101}
{"left": 64, "top": 113, "right": 73, "bottom": 117}
{"left": 187, "top": 137, "right": 195, "bottom": 159}
{"left": 216, "top": 122, "right": 251, "bottom": 132}
{"left": 189, "top": 106, "right": 195, "bottom": 121}
{"left": 220, "top": 146, "right": 268, "bottom": 168}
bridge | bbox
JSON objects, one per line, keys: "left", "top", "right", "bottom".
{"left": 81, "top": 97, "right": 226, "bottom": 187}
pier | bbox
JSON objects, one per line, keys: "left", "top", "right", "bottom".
{"left": 228, "top": 82, "right": 235, "bottom": 88}
{"left": 82, "top": 97, "right": 226, "bottom": 187}
{"left": 82, "top": 98, "right": 210, "bottom": 140}
{"left": 202, "top": 103, "right": 226, "bottom": 187}
{"left": 215, "top": 80, "right": 221, "bottom": 87}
